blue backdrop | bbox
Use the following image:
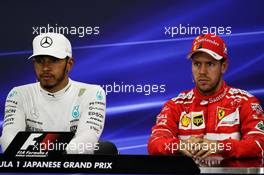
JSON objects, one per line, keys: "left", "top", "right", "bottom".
{"left": 0, "top": 0, "right": 264, "bottom": 154}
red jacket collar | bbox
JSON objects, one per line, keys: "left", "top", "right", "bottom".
{"left": 194, "top": 81, "right": 228, "bottom": 104}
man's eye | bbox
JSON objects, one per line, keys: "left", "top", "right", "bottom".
{"left": 207, "top": 62, "right": 214, "bottom": 66}
{"left": 34, "top": 58, "right": 43, "bottom": 63}
{"left": 194, "top": 62, "right": 200, "bottom": 67}
{"left": 50, "top": 58, "right": 60, "bottom": 63}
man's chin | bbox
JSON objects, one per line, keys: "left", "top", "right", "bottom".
{"left": 40, "top": 82, "right": 56, "bottom": 90}
{"left": 197, "top": 86, "right": 214, "bottom": 95}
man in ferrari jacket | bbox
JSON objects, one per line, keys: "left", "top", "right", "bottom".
{"left": 148, "top": 33, "right": 264, "bottom": 159}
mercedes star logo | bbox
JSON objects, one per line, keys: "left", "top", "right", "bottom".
{"left": 40, "top": 36, "right": 53, "bottom": 48}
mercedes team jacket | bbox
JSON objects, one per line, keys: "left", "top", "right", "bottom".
{"left": 1, "top": 79, "right": 106, "bottom": 154}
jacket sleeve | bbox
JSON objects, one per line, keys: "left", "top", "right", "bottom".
{"left": 1, "top": 88, "right": 26, "bottom": 152}
{"left": 148, "top": 100, "right": 181, "bottom": 155}
{"left": 220, "top": 97, "right": 264, "bottom": 158}
{"left": 66, "top": 86, "right": 106, "bottom": 154}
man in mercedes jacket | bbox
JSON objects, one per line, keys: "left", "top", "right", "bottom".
{"left": 148, "top": 33, "right": 264, "bottom": 159}
{"left": 1, "top": 33, "right": 106, "bottom": 154}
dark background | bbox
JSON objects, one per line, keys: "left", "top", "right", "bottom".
{"left": 0, "top": 0, "right": 264, "bottom": 154}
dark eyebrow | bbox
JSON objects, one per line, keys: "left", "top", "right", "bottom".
{"left": 192, "top": 60, "right": 200, "bottom": 63}
{"left": 205, "top": 60, "right": 218, "bottom": 64}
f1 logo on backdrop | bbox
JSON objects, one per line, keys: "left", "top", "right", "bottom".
{"left": 4, "top": 132, "right": 74, "bottom": 157}
{"left": 20, "top": 133, "right": 60, "bottom": 151}
{"left": 15, "top": 133, "right": 61, "bottom": 157}
{"left": 20, "top": 133, "right": 43, "bottom": 150}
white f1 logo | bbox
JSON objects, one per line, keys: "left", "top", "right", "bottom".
{"left": 20, "top": 133, "right": 42, "bottom": 150}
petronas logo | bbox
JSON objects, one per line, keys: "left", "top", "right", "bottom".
{"left": 8, "top": 90, "right": 18, "bottom": 98}
{"left": 96, "top": 91, "right": 103, "bottom": 101}
{"left": 72, "top": 105, "right": 80, "bottom": 118}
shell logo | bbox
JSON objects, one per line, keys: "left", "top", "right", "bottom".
{"left": 181, "top": 114, "right": 191, "bottom": 127}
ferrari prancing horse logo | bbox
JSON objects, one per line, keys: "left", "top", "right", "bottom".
{"left": 217, "top": 108, "right": 225, "bottom": 120}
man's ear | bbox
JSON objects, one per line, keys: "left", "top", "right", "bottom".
{"left": 66, "top": 57, "right": 74, "bottom": 72}
{"left": 221, "top": 59, "right": 228, "bottom": 74}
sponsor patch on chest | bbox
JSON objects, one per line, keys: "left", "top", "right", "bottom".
{"left": 255, "top": 121, "right": 264, "bottom": 132}
{"left": 217, "top": 108, "right": 240, "bottom": 127}
{"left": 179, "top": 111, "right": 205, "bottom": 130}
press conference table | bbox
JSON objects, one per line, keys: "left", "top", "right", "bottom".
{"left": 0, "top": 154, "right": 263, "bottom": 174}
{"left": 197, "top": 156, "right": 264, "bottom": 174}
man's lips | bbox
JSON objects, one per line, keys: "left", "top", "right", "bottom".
{"left": 40, "top": 74, "right": 54, "bottom": 80}
{"left": 198, "top": 79, "right": 210, "bottom": 85}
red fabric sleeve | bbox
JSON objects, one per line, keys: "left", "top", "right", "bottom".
{"left": 220, "top": 97, "right": 264, "bottom": 158}
{"left": 148, "top": 101, "right": 182, "bottom": 155}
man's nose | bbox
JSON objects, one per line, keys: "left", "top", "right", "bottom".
{"left": 42, "top": 60, "right": 52, "bottom": 71}
{"left": 199, "top": 64, "right": 207, "bottom": 74}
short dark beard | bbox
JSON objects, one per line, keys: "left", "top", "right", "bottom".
{"left": 197, "top": 75, "right": 222, "bottom": 96}
{"left": 39, "top": 60, "right": 68, "bottom": 91}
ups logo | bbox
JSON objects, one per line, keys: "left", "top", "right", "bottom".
{"left": 193, "top": 114, "right": 204, "bottom": 126}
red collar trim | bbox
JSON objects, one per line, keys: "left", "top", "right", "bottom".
{"left": 194, "top": 81, "right": 228, "bottom": 104}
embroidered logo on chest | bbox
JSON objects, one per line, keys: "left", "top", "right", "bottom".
{"left": 181, "top": 114, "right": 191, "bottom": 127}
{"left": 217, "top": 108, "right": 239, "bottom": 127}
{"left": 217, "top": 108, "right": 225, "bottom": 120}
{"left": 72, "top": 105, "right": 80, "bottom": 119}
{"left": 179, "top": 111, "right": 205, "bottom": 130}
{"left": 193, "top": 114, "right": 204, "bottom": 126}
